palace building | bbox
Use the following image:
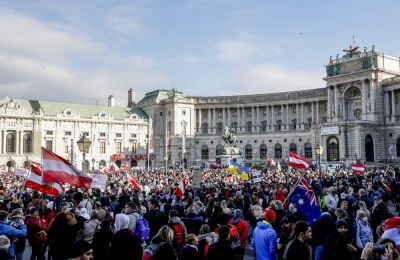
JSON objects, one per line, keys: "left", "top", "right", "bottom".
{"left": 2, "top": 46, "right": 400, "bottom": 169}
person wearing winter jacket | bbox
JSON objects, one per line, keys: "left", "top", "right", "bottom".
{"left": 355, "top": 211, "right": 373, "bottom": 250}
{"left": 0, "top": 210, "right": 27, "bottom": 258}
{"left": 251, "top": 209, "right": 278, "bottom": 260}
{"left": 81, "top": 210, "right": 100, "bottom": 244}
{"left": 168, "top": 210, "right": 188, "bottom": 252}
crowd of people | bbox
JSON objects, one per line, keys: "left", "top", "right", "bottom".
{"left": 0, "top": 164, "right": 399, "bottom": 260}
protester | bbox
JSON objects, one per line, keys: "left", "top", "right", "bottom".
{"left": 283, "top": 221, "right": 312, "bottom": 260}
{"left": 206, "top": 225, "right": 237, "bottom": 260}
{"left": 252, "top": 209, "right": 278, "bottom": 260}
{"left": 70, "top": 240, "right": 93, "bottom": 260}
{"left": 0, "top": 210, "right": 27, "bottom": 258}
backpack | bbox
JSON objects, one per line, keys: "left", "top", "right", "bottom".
{"left": 320, "top": 195, "right": 328, "bottom": 210}
{"left": 170, "top": 223, "right": 184, "bottom": 247}
{"left": 142, "top": 242, "right": 167, "bottom": 260}
{"left": 135, "top": 217, "right": 150, "bottom": 241}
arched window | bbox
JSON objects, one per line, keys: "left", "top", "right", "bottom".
{"left": 304, "top": 142, "right": 312, "bottom": 159}
{"left": 201, "top": 123, "right": 208, "bottom": 134}
{"left": 245, "top": 144, "right": 252, "bottom": 159}
{"left": 327, "top": 136, "right": 339, "bottom": 161}
{"left": 99, "top": 160, "right": 107, "bottom": 168}
{"left": 231, "top": 122, "right": 238, "bottom": 132}
{"left": 216, "top": 144, "right": 223, "bottom": 156}
{"left": 23, "top": 134, "right": 32, "bottom": 153}
{"left": 246, "top": 122, "right": 252, "bottom": 133}
{"left": 275, "top": 143, "right": 282, "bottom": 159}
{"left": 201, "top": 145, "right": 209, "bottom": 160}
{"left": 289, "top": 143, "right": 297, "bottom": 154}
{"left": 216, "top": 123, "right": 223, "bottom": 134}
{"left": 261, "top": 121, "right": 268, "bottom": 132}
{"left": 6, "top": 133, "right": 15, "bottom": 153}
{"left": 260, "top": 144, "right": 267, "bottom": 159}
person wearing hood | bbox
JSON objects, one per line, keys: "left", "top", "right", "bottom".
{"left": 251, "top": 209, "right": 278, "bottom": 260}
{"left": 312, "top": 212, "right": 335, "bottom": 260}
{"left": 108, "top": 213, "right": 142, "bottom": 259}
{"left": 355, "top": 210, "right": 373, "bottom": 251}
{"left": 197, "top": 224, "right": 218, "bottom": 259}
{"left": 168, "top": 210, "right": 188, "bottom": 252}
{"left": 321, "top": 219, "right": 357, "bottom": 260}
{"left": 381, "top": 216, "right": 400, "bottom": 250}
{"left": 228, "top": 209, "right": 249, "bottom": 249}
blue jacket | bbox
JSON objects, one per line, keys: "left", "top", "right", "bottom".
{"left": 252, "top": 221, "right": 277, "bottom": 260}
{"left": 356, "top": 220, "right": 373, "bottom": 249}
{"left": 0, "top": 221, "right": 27, "bottom": 257}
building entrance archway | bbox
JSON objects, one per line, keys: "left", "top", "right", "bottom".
{"left": 327, "top": 136, "right": 339, "bottom": 161}
{"left": 365, "top": 135, "right": 374, "bottom": 162}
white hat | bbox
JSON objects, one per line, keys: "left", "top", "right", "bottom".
{"left": 80, "top": 208, "right": 90, "bottom": 220}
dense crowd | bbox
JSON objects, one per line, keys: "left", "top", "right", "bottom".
{"left": 0, "top": 164, "right": 399, "bottom": 260}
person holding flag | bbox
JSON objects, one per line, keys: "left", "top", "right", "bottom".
{"left": 227, "top": 160, "right": 250, "bottom": 181}
{"left": 286, "top": 178, "right": 321, "bottom": 224}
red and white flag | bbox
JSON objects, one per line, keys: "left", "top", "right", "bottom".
{"left": 108, "top": 162, "right": 121, "bottom": 173}
{"left": 122, "top": 163, "right": 142, "bottom": 191}
{"left": 289, "top": 152, "right": 310, "bottom": 169}
{"left": 175, "top": 178, "right": 186, "bottom": 198}
{"left": 351, "top": 164, "right": 365, "bottom": 174}
{"left": 267, "top": 157, "right": 276, "bottom": 166}
{"left": 26, "top": 162, "right": 64, "bottom": 196}
{"left": 42, "top": 148, "right": 93, "bottom": 189}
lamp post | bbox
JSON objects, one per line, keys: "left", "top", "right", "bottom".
{"left": 314, "top": 145, "right": 324, "bottom": 173}
{"left": 91, "top": 158, "right": 96, "bottom": 172}
{"left": 77, "top": 135, "right": 92, "bottom": 172}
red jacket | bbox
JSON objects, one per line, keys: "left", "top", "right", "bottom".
{"left": 228, "top": 219, "right": 249, "bottom": 248}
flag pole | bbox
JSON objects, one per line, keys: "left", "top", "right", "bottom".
{"left": 283, "top": 178, "right": 301, "bottom": 208}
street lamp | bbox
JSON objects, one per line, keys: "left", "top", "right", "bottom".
{"left": 314, "top": 145, "right": 324, "bottom": 173}
{"left": 77, "top": 135, "right": 92, "bottom": 172}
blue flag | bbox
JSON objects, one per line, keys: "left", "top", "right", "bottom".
{"left": 228, "top": 160, "right": 250, "bottom": 174}
{"left": 287, "top": 178, "right": 321, "bottom": 224}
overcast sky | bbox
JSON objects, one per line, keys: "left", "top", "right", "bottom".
{"left": 1, "top": 1, "right": 400, "bottom": 106}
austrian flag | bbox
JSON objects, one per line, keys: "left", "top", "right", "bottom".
{"left": 289, "top": 152, "right": 310, "bottom": 169}
{"left": 351, "top": 164, "right": 365, "bottom": 174}
{"left": 42, "top": 148, "right": 93, "bottom": 189}
{"left": 175, "top": 178, "right": 186, "bottom": 198}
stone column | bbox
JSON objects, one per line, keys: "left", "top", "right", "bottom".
{"left": 334, "top": 85, "right": 340, "bottom": 119}
{"left": 392, "top": 90, "right": 396, "bottom": 123}
{"left": 241, "top": 107, "right": 245, "bottom": 132}
{"left": 222, "top": 108, "right": 226, "bottom": 127}
{"left": 362, "top": 80, "right": 367, "bottom": 118}
{"left": 16, "top": 131, "right": 20, "bottom": 154}
{"left": 212, "top": 108, "right": 216, "bottom": 133}
{"left": 296, "top": 103, "right": 300, "bottom": 129}
{"left": 266, "top": 106, "right": 269, "bottom": 128}
{"left": 286, "top": 104, "right": 289, "bottom": 131}
{"left": 237, "top": 107, "right": 240, "bottom": 131}
{"left": 311, "top": 102, "right": 314, "bottom": 124}
{"left": 316, "top": 102, "right": 320, "bottom": 123}
{"left": 271, "top": 106, "right": 274, "bottom": 131}
{"left": 19, "top": 131, "right": 23, "bottom": 154}
{"left": 227, "top": 108, "right": 231, "bottom": 127}
{"left": 207, "top": 109, "right": 211, "bottom": 134}
{"left": 198, "top": 109, "right": 202, "bottom": 133}
{"left": 252, "top": 107, "right": 255, "bottom": 131}
{"left": 327, "top": 86, "right": 332, "bottom": 118}
{"left": 2, "top": 131, "right": 6, "bottom": 154}
{"left": 370, "top": 80, "right": 376, "bottom": 114}
{"left": 301, "top": 103, "right": 304, "bottom": 129}
{"left": 384, "top": 92, "right": 390, "bottom": 120}
{"left": 256, "top": 106, "right": 260, "bottom": 132}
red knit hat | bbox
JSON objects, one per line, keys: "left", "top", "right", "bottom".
{"left": 384, "top": 217, "right": 400, "bottom": 231}
{"left": 264, "top": 209, "right": 276, "bottom": 223}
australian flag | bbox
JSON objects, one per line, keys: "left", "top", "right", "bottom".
{"left": 287, "top": 178, "right": 321, "bottom": 224}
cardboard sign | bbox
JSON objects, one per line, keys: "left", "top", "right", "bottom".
{"left": 192, "top": 170, "right": 202, "bottom": 188}
{"left": 89, "top": 174, "right": 107, "bottom": 191}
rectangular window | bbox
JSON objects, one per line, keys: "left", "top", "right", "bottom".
{"left": 65, "top": 131, "right": 71, "bottom": 136}
{"left": 100, "top": 133, "right": 106, "bottom": 137}
{"left": 46, "top": 140, "right": 53, "bottom": 151}
{"left": 64, "top": 141, "right": 69, "bottom": 154}
{"left": 99, "top": 141, "right": 106, "bottom": 154}
{"left": 83, "top": 132, "right": 89, "bottom": 137}
{"left": 115, "top": 142, "right": 122, "bottom": 154}
{"left": 46, "top": 131, "right": 53, "bottom": 135}
{"left": 116, "top": 133, "right": 122, "bottom": 138}
{"left": 182, "top": 110, "right": 186, "bottom": 115}
{"left": 160, "top": 112, "right": 163, "bottom": 116}
{"left": 131, "top": 134, "right": 137, "bottom": 138}
{"left": 132, "top": 141, "right": 137, "bottom": 154}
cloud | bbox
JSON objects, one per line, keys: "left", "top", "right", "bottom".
{"left": 105, "top": 15, "right": 145, "bottom": 36}
{"left": 183, "top": 54, "right": 206, "bottom": 63}
{"left": 227, "top": 63, "right": 324, "bottom": 94}
{"left": 215, "top": 39, "right": 283, "bottom": 64}
{"left": 0, "top": 9, "right": 165, "bottom": 106}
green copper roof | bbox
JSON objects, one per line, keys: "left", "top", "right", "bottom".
{"left": 0, "top": 97, "right": 148, "bottom": 119}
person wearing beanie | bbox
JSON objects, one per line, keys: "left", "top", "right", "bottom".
{"left": 321, "top": 219, "right": 357, "bottom": 260}
{"left": 228, "top": 209, "right": 249, "bottom": 257}
{"left": 252, "top": 209, "right": 278, "bottom": 260}
{"left": 168, "top": 209, "right": 187, "bottom": 252}
{"left": 70, "top": 240, "right": 93, "bottom": 260}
